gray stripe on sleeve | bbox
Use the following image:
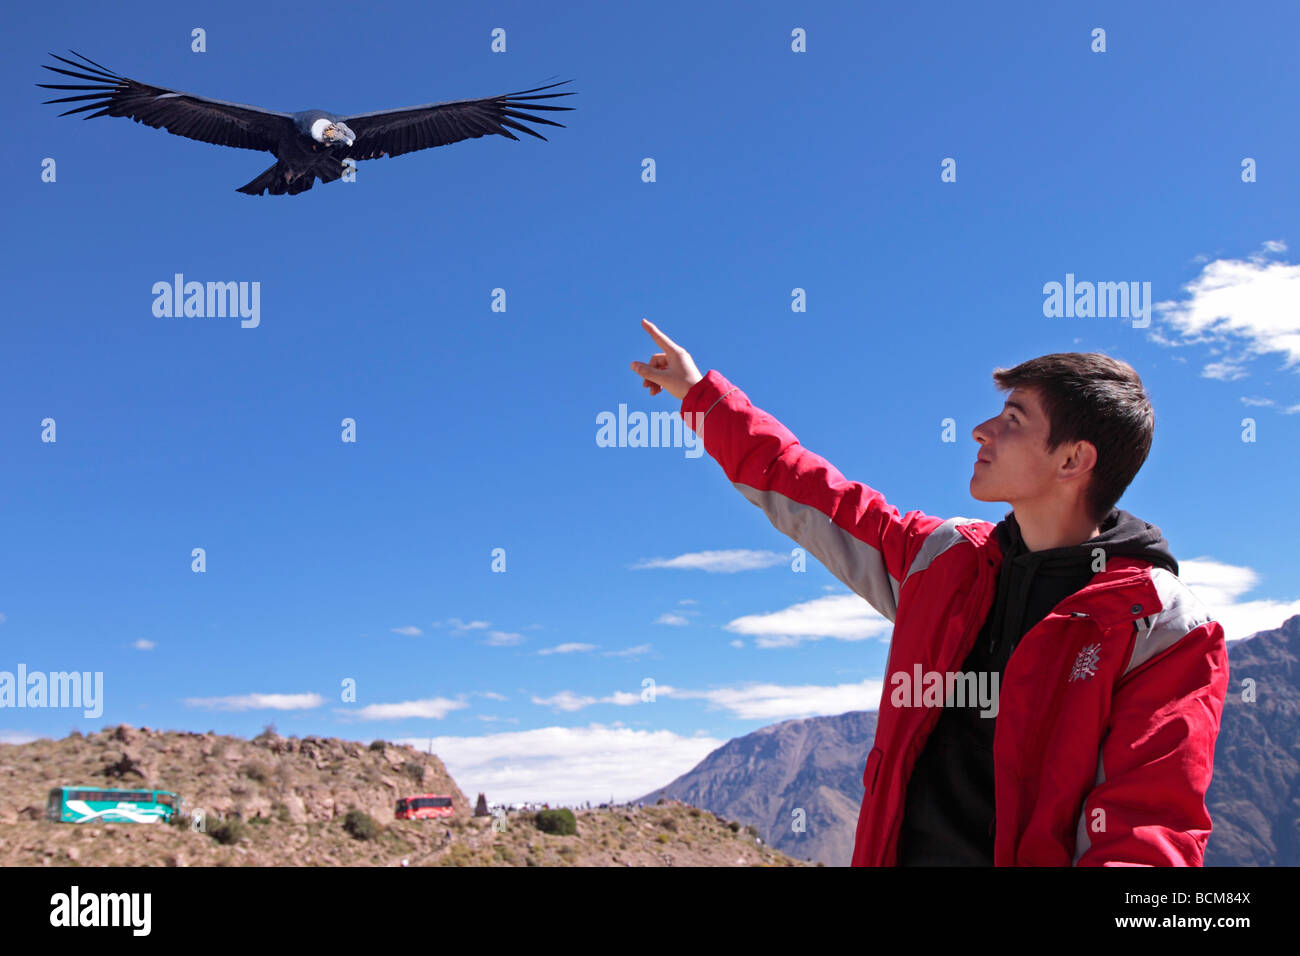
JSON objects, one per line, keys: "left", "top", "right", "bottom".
{"left": 733, "top": 484, "right": 902, "bottom": 622}
{"left": 903, "top": 516, "right": 982, "bottom": 586}
{"left": 1073, "top": 751, "right": 1107, "bottom": 864}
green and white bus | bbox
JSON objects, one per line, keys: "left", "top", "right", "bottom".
{"left": 46, "top": 786, "right": 182, "bottom": 824}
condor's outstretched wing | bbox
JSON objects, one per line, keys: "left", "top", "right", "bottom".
{"left": 339, "top": 79, "right": 576, "bottom": 161}
{"left": 37, "top": 50, "right": 293, "bottom": 153}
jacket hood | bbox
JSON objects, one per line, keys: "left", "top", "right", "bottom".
{"left": 980, "top": 507, "right": 1178, "bottom": 657}
{"left": 995, "top": 507, "right": 1179, "bottom": 577}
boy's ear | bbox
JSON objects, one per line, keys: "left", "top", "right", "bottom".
{"left": 1060, "top": 439, "right": 1098, "bottom": 477}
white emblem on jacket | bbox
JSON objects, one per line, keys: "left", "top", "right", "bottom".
{"left": 1069, "top": 643, "right": 1102, "bottom": 682}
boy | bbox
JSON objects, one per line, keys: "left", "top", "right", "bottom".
{"left": 630, "top": 318, "right": 1228, "bottom": 866}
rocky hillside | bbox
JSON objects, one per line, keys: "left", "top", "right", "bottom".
{"left": 0, "top": 724, "right": 470, "bottom": 828}
{"left": 0, "top": 725, "right": 809, "bottom": 867}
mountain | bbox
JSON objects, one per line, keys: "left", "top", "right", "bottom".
{"left": 0, "top": 725, "right": 810, "bottom": 866}
{"left": 639, "top": 615, "right": 1300, "bottom": 866}
{"left": 1203, "top": 614, "right": 1300, "bottom": 865}
{"left": 639, "top": 709, "right": 876, "bottom": 866}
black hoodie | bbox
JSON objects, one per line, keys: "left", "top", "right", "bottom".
{"left": 896, "top": 507, "right": 1178, "bottom": 866}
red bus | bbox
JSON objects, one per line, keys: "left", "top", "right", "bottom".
{"left": 395, "top": 794, "right": 454, "bottom": 820}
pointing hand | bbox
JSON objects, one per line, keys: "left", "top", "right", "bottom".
{"left": 629, "top": 318, "right": 703, "bottom": 402}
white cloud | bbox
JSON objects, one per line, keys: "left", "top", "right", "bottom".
{"left": 1179, "top": 557, "right": 1300, "bottom": 642}
{"left": 537, "top": 643, "right": 596, "bottom": 655}
{"left": 390, "top": 626, "right": 423, "bottom": 636}
{"left": 183, "top": 693, "right": 325, "bottom": 711}
{"left": 656, "top": 613, "right": 690, "bottom": 626}
{"left": 630, "top": 549, "right": 788, "bottom": 573}
{"left": 1151, "top": 244, "right": 1300, "bottom": 379}
{"left": 1202, "top": 361, "right": 1249, "bottom": 381}
{"left": 484, "top": 631, "right": 524, "bottom": 646}
{"left": 532, "top": 691, "right": 595, "bottom": 712}
{"left": 435, "top": 618, "right": 491, "bottom": 631}
{"left": 343, "top": 697, "right": 469, "bottom": 721}
{"left": 601, "top": 644, "right": 653, "bottom": 657}
{"left": 667, "top": 679, "right": 884, "bottom": 721}
{"left": 1240, "top": 396, "right": 1275, "bottom": 407}
{"left": 132, "top": 639, "right": 156, "bottom": 651}
{"left": 724, "top": 593, "right": 894, "bottom": 647}
{"left": 531, "top": 689, "right": 648, "bottom": 712}
{"left": 530, "top": 677, "right": 881, "bottom": 721}
{"left": 392, "top": 723, "right": 724, "bottom": 806}
{"left": 477, "top": 691, "right": 508, "bottom": 701}
{"left": 0, "top": 730, "right": 40, "bottom": 744}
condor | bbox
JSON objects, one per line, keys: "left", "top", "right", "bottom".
{"left": 38, "top": 50, "right": 575, "bottom": 196}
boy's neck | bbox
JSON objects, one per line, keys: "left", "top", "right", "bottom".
{"left": 1012, "top": 503, "right": 1102, "bottom": 553}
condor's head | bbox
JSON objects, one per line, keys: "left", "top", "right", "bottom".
{"left": 310, "top": 116, "right": 355, "bottom": 147}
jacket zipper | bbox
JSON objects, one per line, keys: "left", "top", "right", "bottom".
{"left": 883, "top": 553, "right": 998, "bottom": 864}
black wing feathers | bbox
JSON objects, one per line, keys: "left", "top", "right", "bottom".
{"left": 341, "top": 79, "right": 576, "bottom": 161}
{"left": 37, "top": 50, "right": 291, "bottom": 153}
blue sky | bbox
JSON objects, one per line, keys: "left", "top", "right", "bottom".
{"left": 2, "top": 1, "right": 1298, "bottom": 806}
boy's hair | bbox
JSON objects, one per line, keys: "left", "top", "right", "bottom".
{"left": 991, "top": 353, "right": 1154, "bottom": 525}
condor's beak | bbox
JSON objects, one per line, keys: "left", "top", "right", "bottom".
{"left": 324, "top": 124, "right": 355, "bottom": 146}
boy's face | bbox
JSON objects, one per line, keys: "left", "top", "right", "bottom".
{"left": 969, "top": 386, "right": 1063, "bottom": 507}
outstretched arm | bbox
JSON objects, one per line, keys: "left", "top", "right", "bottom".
{"left": 629, "top": 319, "right": 945, "bottom": 621}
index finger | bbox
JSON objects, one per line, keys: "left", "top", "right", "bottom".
{"left": 640, "top": 317, "right": 682, "bottom": 353}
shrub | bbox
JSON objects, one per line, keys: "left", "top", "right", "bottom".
{"left": 240, "top": 761, "right": 270, "bottom": 783}
{"left": 209, "top": 817, "right": 247, "bottom": 845}
{"left": 271, "top": 802, "right": 291, "bottom": 824}
{"left": 533, "top": 808, "right": 577, "bottom": 836}
{"left": 368, "top": 740, "right": 387, "bottom": 752}
{"left": 493, "top": 843, "right": 517, "bottom": 864}
{"left": 253, "top": 723, "right": 277, "bottom": 743}
{"left": 439, "top": 843, "right": 476, "bottom": 867}
{"left": 660, "top": 817, "right": 678, "bottom": 832}
{"left": 656, "top": 833, "right": 670, "bottom": 844}
{"left": 343, "top": 809, "right": 382, "bottom": 841}
{"left": 688, "top": 807, "right": 701, "bottom": 818}
{"left": 400, "top": 761, "right": 425, "bottom": 784}
{"left": 728, "top": 820, "right": 741, "bottom": 833}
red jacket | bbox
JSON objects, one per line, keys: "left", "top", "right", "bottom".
{"left": 680, "top": 370, "right": 1229, "bottom": 866}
